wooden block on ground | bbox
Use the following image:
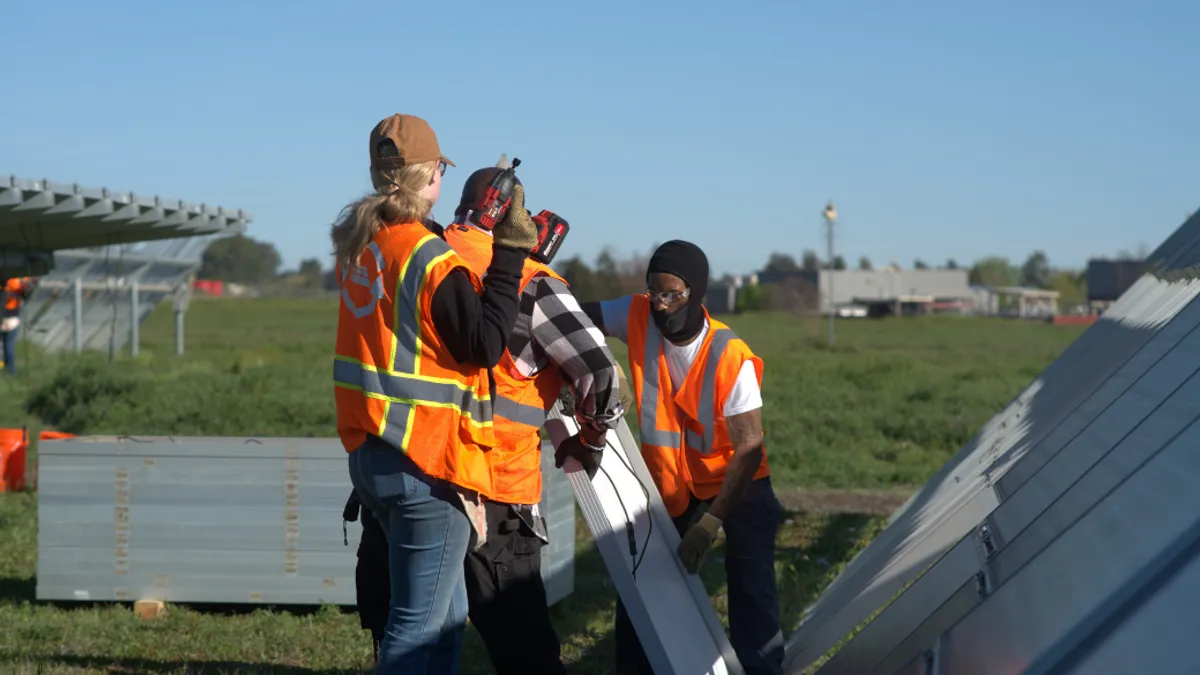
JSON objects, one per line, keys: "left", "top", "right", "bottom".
{"left": 133, "top": 599, "right": 166, "bottom": 620}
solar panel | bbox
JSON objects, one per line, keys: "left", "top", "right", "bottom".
{"left": 22, "top": 235, "right": 220, "bottom": 354}
{"left": 545, "top": 404, "right": 743, "bottom": 675}
{"left": 783, "top": 209, "right": 1200, "bottom": 675}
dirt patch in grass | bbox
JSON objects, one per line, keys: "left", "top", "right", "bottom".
{"left": 775, "top": 487, "right": 914, "bottom": 516}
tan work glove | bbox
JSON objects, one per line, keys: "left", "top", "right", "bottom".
{"left": 615, "top": 361, "right": 635, "bottom": 413}
{"left": 677, "top": 512, "right": 722, "bottom": 574}
{"left": 492, "top": 184, "right": 538, "bottom": 251}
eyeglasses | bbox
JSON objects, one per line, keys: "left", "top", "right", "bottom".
{"left": 438, "top": 161, "right": 448, "bottom": 176}
{"left": 646, "top": 287, "right": 690, "bottom": 304}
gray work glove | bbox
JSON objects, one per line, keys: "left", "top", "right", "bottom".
{"left": 491, "top": 184, "right": 538, "bottom": 251}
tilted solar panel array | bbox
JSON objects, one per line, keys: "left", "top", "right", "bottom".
{"left": 22, "top": 236, "right": 220, "bottom": 354}
{"left": 785, "top": 211, "right": 1200, "bottom": 675}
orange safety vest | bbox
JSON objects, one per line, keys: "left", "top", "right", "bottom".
{"left": 444, "top": 224, "right": 565, "bottom": 505}
{"left": 626, "top": 294, "right": 770, "bottom": 518}
{"left": 4, "top": 278, "right": 30, "bottom": 313}
{"left": 333, "top": 221, "right": 497, "bottom": 498}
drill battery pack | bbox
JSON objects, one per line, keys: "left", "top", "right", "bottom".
{"left": 531, "top": 210, "right": 569, "bottom": 265}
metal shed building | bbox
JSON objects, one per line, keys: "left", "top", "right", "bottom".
{"left": 757, "top": 268, "right": 974, "bottom": 315}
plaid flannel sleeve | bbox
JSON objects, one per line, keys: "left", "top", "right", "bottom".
{"left": 521, "top": 277, "right": 625, "bottom": 431}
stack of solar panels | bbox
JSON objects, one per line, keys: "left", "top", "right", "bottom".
{"left": 36, "top": 435, "right": 575, "bottom": 608}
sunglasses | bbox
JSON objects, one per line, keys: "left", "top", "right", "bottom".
{"left": 438, "top": 161, "right": 448, "bottom": 176}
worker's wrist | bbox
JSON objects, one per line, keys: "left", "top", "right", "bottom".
{"left": 578, "top": 433, "right": 605, "bottom": 453}
{"left": 578, "top": 421, "right": 607, "bottom": 449}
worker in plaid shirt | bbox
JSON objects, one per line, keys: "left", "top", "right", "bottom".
{"left": 347, "top": 167, "right": 631, "bottom": 674}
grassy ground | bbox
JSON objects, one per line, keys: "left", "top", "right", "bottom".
{"left": 0, "top": 298, "right": 1086, "bottom": 674}
{"left": 0, "top": 488, "right": 885, "bottom": 674}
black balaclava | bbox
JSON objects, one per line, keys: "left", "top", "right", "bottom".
{"left": 646, "top": 240, "right": 709, "bottom": 343}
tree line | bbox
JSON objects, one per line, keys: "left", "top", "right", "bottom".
{"left": 200, "top": 234, "right": 1145, "bottom": 310}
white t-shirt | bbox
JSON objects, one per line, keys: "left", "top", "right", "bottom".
{"left": 599, "top": 295, "right": 762, "bottom": 417}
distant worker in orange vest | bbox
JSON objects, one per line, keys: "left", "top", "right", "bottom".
{"left": 331, "top": 113, "right": 538, "bottom": 675}
{"left": 1, "top": 276, "right": 35, "bottom": 374}
{"left": 582, "top": 240, "right": 784, "bottom": 675}
{"left": 442, "top": 166, "right": 630, "bottom": 675}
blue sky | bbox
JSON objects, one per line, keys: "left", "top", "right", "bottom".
{"left": 3, "top": 0, "right": 1198, "bottom": 277}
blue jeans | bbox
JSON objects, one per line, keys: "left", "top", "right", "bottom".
{"left": 2, "top": 327, "right": 16, "bottom": 374}
{"left": 347, "top": 435, "right": 473, "bottom": 675}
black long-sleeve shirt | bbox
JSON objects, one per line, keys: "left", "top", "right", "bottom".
{"left": 429, "top": 244, "right": 527, "bottom": 368}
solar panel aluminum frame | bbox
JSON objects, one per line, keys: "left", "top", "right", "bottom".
{"left": 544, "top": 404, "right": 744, "bottom": 675}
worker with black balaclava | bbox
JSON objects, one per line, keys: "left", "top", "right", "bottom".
{"left": 581, "top": 240, "right": 785, "bottom": 675}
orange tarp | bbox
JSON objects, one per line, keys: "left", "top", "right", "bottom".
{"left": 0, "top": 428, "right": 77, "bottom": 492}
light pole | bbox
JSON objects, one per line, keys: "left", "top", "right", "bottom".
{"left": 823, "top": 200, "right": 838, "bottom": 347}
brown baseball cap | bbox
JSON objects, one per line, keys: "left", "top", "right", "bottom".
{"left": 369, "top": 113, "right": 455, "bottom": 170}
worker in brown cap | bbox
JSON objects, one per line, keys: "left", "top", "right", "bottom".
{"left": 349, "top": 160, "right": 635, "bottom": 674}
{"left": 332, "top": 112, "right": 538, "bottom": 675}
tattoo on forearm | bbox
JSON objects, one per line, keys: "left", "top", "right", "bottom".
{"left": 708, "top": 409, "right": 765, "bottom": 521}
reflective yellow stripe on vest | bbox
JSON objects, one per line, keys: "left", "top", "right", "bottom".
{"left": 333, "top": 234, "right": 494, "bottom": 450}
{"left": 639, "top": 324, "right": 735, "bottom": 455}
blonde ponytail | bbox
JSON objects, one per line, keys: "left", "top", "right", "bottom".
{"left": 331, "top": 161, "right": 439, "bottom": 269}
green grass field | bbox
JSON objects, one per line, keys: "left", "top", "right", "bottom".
{"left": 0, "top": 298, "right": 1086, "bottom": 674}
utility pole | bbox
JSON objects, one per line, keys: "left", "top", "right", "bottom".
{"left": 823, "top": 200, "right": 838, "bottom": 348}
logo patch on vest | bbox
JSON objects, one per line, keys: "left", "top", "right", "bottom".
{"left": 340, "top": 242, "right": 385, "bottom": 318}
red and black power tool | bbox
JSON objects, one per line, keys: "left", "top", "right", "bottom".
{"left": 530, "top": 210, "right": 569, "bottom": 265}
{"left": 469, "top": 158, "right": 521, "bottom": 230}
{"left": 466, "top": 158, "right": 570, "bottom": 264}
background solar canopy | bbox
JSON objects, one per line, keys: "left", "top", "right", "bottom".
{"left": 22, "top": 236, "right": 220, "bottom": 354}
{"left": 0, "top": 174, "right": 250, "bottom": 278}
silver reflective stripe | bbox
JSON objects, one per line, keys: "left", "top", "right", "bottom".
{"left": 332, "top": 358, "right": 491, "bottom": 421}
{"left": 690, "top": 328, "right": 735, "bottom": 456}
{"left": 379, "top": 400, "right": 413, "bottom": 449}
{"left": 392, "top": 234, "right": 456, "bottom": 373}
{"left": 495, "top": 395, "right": 548, "bottom": 427}
{"left": 639, "top": 319, "right": 683, "bottom": 448}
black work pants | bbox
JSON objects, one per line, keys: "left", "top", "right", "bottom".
{"left": 463, "top": 500, "right": 568, "bottom": 675}
{"left": 354, "top": 501, "right": 390, "bottom": 662}
{"left": 614, "top": 476, "right": 785, "bottom": 675}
